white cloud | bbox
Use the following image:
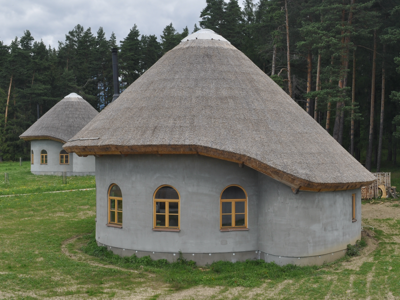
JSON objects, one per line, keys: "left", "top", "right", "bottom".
{"left": 0, "top": 0, "right": 219, "bottom": 48}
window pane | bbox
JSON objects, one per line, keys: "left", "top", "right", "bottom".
{"left": 117, "top": 200, "right": 122, "bottom": 211}
{"left": 169, "top": 215, "right": 179, "bottom": 227}
{"left": 222, "top": 202, "right": 232, "bottom": 213}
{"left": 117, "top": 212, "right": 123, "bottom": 224}
{"left": 235, "top": 214, "right": 245, "bottom": 226}
{"left": 221, "top": 186, "right": 246, "bottom": 199}
{"left": 41, "top": 150, "right": 47, "bottom": 154}
{"left": 60, "top": 156, "right": 64, "bottom": 164}
{"left": 156, "top": 214, "right": 165, "bottom": 227}
{"left": 235, "top": 201, "right": 245, "bottom": 213}
{"left": 155, "top": 186, "right": 179, "bottom": 199}
{"left": 60, "top": 150, "right": 67, "bottom": 154}
{"left": 222, "top": 215, "right": 232, "bottom": 227}
{"left": 156, "top": 202, "right": 165, "bottom": 213}
{"left": 65, "top": 155, "right": 69, "bottom": 164}
{"left": 110, "top": 211, "right": 115, "bottom": 223}
{"left": 110, "top": 199, "right": 115, "bottom": 210}
{"left": 169, "top": 202, "right": 179, "bottom": 213}
{"left": 45, "top": 156, "right": 47, "bottom": 164}
{"left": 109, "top": 185, "right": 122, "bottom": 197}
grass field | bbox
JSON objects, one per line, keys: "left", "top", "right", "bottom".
{"left": 0, "top": 161, "right": 96, "bottom": 195}
{"left": 0, "top": 162, "right": 400, "bottom": 299}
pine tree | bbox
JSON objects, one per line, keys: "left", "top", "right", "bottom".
{"left": 220, "top": 0, "right": 244, "bottom": 48}
{"left": 120, "top": 25, "right": 142, "bottom": 87}
{"left": 200, "top": 0, "right": 225, "bottom": 32}
{"left": 160, "top": 23, "right": 182, "bottom": 54}
{"left": 141, "top": 34, "right": 162, "bottom": 72}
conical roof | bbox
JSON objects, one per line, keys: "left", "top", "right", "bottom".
{"left": 64, "top": 29, "right": 375, "bottom": 191}
{"left": 20, "top": 93, "right": 98, "bottom": 143}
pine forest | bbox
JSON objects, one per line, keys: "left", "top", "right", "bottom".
{"left": 1, "top": 0, "right": 400, "bottom": 172}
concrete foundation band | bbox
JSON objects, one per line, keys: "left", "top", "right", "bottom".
{"left": 97, "top": 242, "right": 348, "bottom": 266}
{"left": 95, "top": 154, "right": 361, "bottom": 266}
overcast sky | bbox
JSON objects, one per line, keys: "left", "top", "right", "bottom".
{"left": 0, "top": 0, "right": 245, "bottom": 48}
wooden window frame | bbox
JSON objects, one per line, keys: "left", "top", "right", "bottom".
{"left": 220, "top": 185, "right": 248, "bottom": 230}
{"left": 31, "top": 150, "right": 34, "bottom": 165}
{"left": 108, "top": 184, "right": 123, "bottom": 227}
{"left": 40, "top": 151, "right": 47, "bottom": 165}
{"left": 352, "top": 194, "right": 356, "bottom": 222}
{"left": 153, "top": 185, "right": 180, "bottom": 231}
{"left": 59, "top": 152, "right": 69, "bottom": 165}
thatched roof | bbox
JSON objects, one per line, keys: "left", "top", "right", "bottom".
{"left": 64, "top": 30, "right": 375, "bottom": 191}
{"left": 20, "top": 93, "right": 98, "bottom": 144}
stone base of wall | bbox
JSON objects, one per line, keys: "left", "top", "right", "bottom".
{"left": 32, "top": 171, "right": 95, "bottom": 176}
{"left": 97, "top": 242, "right": 347, "bottom": 266}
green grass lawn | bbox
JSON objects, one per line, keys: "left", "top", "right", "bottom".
{"left": 0, "top": 162, "right": 400, "bottom": 299}
{"left": 0, "top": 161, "right": 95, "bottom": 195}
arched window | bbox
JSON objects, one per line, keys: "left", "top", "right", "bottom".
{"left": 31, "top": 150, "right": 34, "bottom": 165}
{"left": 60, "top": 150, "right": 69, "bottom": 165}
{"left": 153, "top": 185, "right": 180, "bottom": 229}
{"left": 220, "top": 185, "right": 247, "bottom": 229}
{"left": 40, "top": 150, "right": 47, "bottom": 165}
{"left": 108, "top": 184, "right": 122, "bottom": 226}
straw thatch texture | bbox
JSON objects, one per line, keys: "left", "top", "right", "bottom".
{"left": 64, "top": 39, "right": 375, "bottom": 190}
{"left": 20, "top": 94, "right": 98, "bottom": 143}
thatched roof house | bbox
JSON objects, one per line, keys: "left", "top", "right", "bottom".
{"left": 64, "top": 29, "right": 374, "bottom": 266}
{"left": 20, "top": 93, "right": 98, "bottom": 175}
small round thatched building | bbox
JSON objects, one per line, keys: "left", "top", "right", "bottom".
{"left": 20, "top": 93, "right": 98, "bottom": 176}
{"left": 64, "top": 29, "right": 375, "bottom": 266}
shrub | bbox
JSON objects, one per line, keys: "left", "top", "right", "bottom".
{"left": 346, "top": 237, "right": 367, "bottom": 257}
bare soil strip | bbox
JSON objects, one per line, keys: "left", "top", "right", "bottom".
{"left": 61, "top": 234, "right": 139, "bottom": 274}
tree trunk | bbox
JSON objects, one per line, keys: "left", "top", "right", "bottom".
{"left": 306, "top": 50, "right": 312, "bottom": 115}
{"left": 326, "top": 56, "right": 334, "bottom": 131}
{"left": 333, "top": 1, "right": 355, "bottom": 143}
{"left": 271, "top": 44, "right": 277, "bottom": 76}
{"left": 387, "top": 124, "right": 393, "bottom": 162}
{"left": 366, "top": 30, "right": 377, "bottom": 171}
{"left": 4, "top": 75, "right": 13, "bottom": 129}
{"left": 314, "top": 52, "right": 321, "bottom": 121}
{"left": 284, "top": 0, "right": 293, "bottom": 98}
{"left": 332, "top": 8, "right": 346, "bottom": 142}
{"left": 338, "top": 110, "right": 344, "bottom": 144}
{"left": 351, "top": 49, "right": 356, "bottom": 156}
{"left": 377, "top": 44, "right": 386, "bottom": 172}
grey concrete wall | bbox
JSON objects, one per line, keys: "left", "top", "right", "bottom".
{"left": 96, "top": 155, "right": 259, "bottom": 258}
{"left": 31, "top": 140, "right": 73, "bottom": 174}
{"left": 72, "top": 153, "right": 95, "bottom": 175}
{"left": 30, "top": 140, "right": 95, "bottom": 175}
{"left": 95, "top": 154, "right": 361, "bottom": 266}
{"left": 257, "top": 173, "right": 361, "bottom": 264}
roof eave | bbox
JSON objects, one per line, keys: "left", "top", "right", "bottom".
{"left": 63, "top": 143, "right": 374, "bottom": 192}
{"left": 20, "top": 135, "right": 66, "bottom": 144}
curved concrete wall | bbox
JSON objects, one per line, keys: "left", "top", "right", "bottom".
{"left": 31, "top": 140, "right": 73, "bottom": 174}
{"left": 30, "top": 140, "right": 95, "bottom": 175}
{"left": 257, "top": 174, "right": 361, "bottom": 265}
{"left": 96, "top": 155, "right": 259, "bottom": 255}
{"left": 73, "top": 153, "right": 95, "bottom": 175}
{"left": 95, "top": 155, "right": 361, "bottom": 266}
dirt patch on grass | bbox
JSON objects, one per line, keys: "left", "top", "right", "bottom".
{"left": 362, "top": 201, "right": 400, "bottom": 220}
{"left": 159, "top": 286, "right": 223, "bottom": 300}
{"left": 341, "top": 230, "right": 378, "bottom": 271}
{"left": 61, "top": 235, "right": 139, "bottom": 274}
